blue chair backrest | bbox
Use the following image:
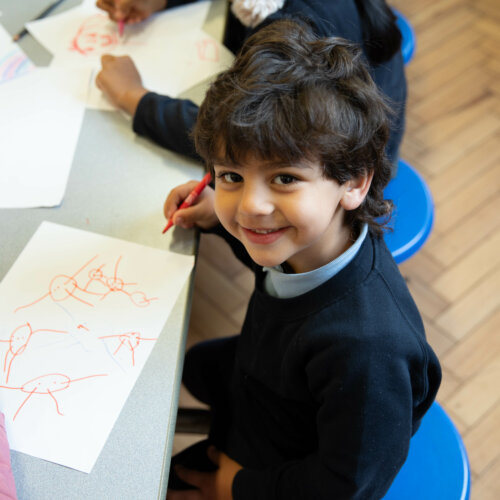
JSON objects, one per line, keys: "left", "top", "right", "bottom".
{"left": 383, "top": 402, "right": 470, "bottom": 499}
{"left": 394, "top": 9, "right": 416, "bottom": 64}
{"left": 383, "top": 159, "right": 434, "bottom": 264}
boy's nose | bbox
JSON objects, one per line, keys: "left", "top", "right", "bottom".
{"left": 238, "top": 183, "right": 274, "bottom": 216}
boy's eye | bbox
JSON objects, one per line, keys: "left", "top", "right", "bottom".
{"left": 217, "top": 172, "right": 243, "bottom": 183}
{"left": 274, "top": 174, "right": 298, "bottom": 185}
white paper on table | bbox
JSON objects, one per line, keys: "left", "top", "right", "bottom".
{"left": 26, "top": 0, "right": 232, "bottom": 110}
{"left": 0, "top": 23, "right": 35, "bottom": 83}
{"left": 0, "top": 67, "right": 90, "bottom": 208}
{"left": 26, "top": 0, "right": 212, "bottom": 65}
{"left": 0, "top": 221, "right": 195, "bottom": 473}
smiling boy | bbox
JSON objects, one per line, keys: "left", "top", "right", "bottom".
{"left": 164, "top": 19, "right": 441, "bottom": 500}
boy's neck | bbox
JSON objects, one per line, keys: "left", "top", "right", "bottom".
{"left": 285, "top": 222, "right": 355, "bottom": 274}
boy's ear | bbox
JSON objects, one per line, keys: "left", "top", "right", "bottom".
{"left": 340, "top": 171, "right": 374, "bottom": 211}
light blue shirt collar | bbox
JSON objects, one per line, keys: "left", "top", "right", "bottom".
{"left": 263, "top": 224, "right": 368, "bottom": 298}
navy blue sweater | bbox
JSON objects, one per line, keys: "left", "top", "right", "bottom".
{"left": 203, "top": 226, "right": 440, "bottom": 499}
{"left": 134, "top": 0, "right": 406, "bottom": 163}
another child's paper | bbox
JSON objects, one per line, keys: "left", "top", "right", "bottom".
{"left": 0, "top": 222, "right": 195, "bottom": 472}
{"left": 0, "top": 24, "right": 35, "bottom": 84}
{"left": 26, "top": 0, "right": 233, "bottom": 110}
{"left": 0, "top": 66, "right": 89, "bottom": 208}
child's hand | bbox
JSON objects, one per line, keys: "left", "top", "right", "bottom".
{"left": 96, "top": 55, "right": 148, "bottom": 115}
{"left": 164, "top": 181, "right": 218, "bottom": 230}
{"left": 96, "top": 0, "right": 167, "bottom": 24}
{"left": 167, "top": 446, "right": 243, "bottom": 500}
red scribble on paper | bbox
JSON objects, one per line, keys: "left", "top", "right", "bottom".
{"left": 0, "top": 323, "right": 68, "bottom": 383}
{"left": 14, "top": 255, "right": 102, "bottom": 312}
{"left": 70, "top": 14, "right": 119, "bottom": 56}
{"left": 196, "top": 38, "right": 219, "bottom": 62}
{"left": 0, "top": 373, "right": 108, "bottom": 421}
{"left": 98, "top": 331, "right": 156, "bottom": 366}
{"left": 14, "top": 255, "right": 158, "bottom": 313}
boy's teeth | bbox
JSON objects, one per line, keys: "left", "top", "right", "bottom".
{"left": 254, "top": 229, "right": 275, "bottom": 234}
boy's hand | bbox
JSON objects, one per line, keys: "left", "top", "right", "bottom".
{"left": 96, "top": 0, "right": 167, "bottom": 24}
{"left": 164, "top": 181, "right": 218, "bottom": 230}
{"left": 96, "top": 55, "right": 148, "bottom": 115}
{"left": 167, "top": 446, "right": 243, "bottom": 500}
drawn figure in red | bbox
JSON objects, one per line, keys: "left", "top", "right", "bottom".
{"left": 196, "top": 38, "right": 219, "bottom": 62}
{"left": 70, "top": 15, "right": 119, "bottom": 56}
{"left": 14, "top": 254, "right": 157, "bottom": 313}
{"left": 84, "top": 256, "right": 158, "bottom": 307}
{"left": 14, "top": 255, "right": 104, "bottom": 313}
{"left": 0, "top": 373, "right": 108, "bottom": 421}
{"left": 99, "top": 331, "right": 156, "bottom": 366}
{"left": 0, "top": 323, "right": 68, "bottom": 383}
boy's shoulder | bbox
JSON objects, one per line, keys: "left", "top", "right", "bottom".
{"left": 305, "top": 231, "right": 426, "bottom": 348}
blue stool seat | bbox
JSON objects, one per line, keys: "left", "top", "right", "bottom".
{"left": 383, "top": 402, "right": 471, "bottom": 500}
{"left": 383, "top": 159, "right": 434, "bottom": 264}
{"left": 393, "top": 9, "right": 416, "bottom": 64}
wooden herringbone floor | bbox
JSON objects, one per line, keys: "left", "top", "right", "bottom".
{"left": 175, "top": 1, "right": 500, "bottom": 497}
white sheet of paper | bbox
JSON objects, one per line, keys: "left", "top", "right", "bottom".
{"left": 26, "top": 0, "right": 232, "bottom": 110}
{"left": 0, "top": 67, "right": 89, "bottom": 208}
{"left": 0, "top": 221, "right": 195, "bottom": 472}
{"left": 0, "top": 23, "right": 35, "bottom": 83}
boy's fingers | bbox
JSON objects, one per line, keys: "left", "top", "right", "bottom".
{"left": 100, "top": 54, "right": 115, "bottom": 66}
{"left": 172, "top": 206, "right": 202, "bottom": 228}
{"left": 163, "top": 181, "right": 199, "bottom": 219}
{"left": 166, "top": 488, "right": 201, "bottom": 500}
{"left": 207, "top": 445, "right": 220, "bottom": 465}
{"left": 174, "top": 465, "right": 204, "bottom": 488}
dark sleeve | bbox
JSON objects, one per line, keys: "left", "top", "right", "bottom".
{"left": 165, "top": 0, "right": 202, "bottom": 9}
{"left": 132, "top": 92, "right": 202, "bottom": 161}
{"left": 232, "top": 333, "right": 439, "bottom": 500}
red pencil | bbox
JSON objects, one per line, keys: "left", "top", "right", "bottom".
{"left": 118, "top": 20, "right": 125, "bottom": 37}
{"left": 162, "top": 172, "right": 212, "bottom": 234}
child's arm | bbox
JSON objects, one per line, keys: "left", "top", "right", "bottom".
{"left": 164, "top": 181, "right": 218, "bottom": 230}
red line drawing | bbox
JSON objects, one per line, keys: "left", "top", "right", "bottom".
{"left": 70, "top": 15, "right": 119, "bottom": 56}
{"left": 14, "top": 255, "right": 101, "bottom": 312}
{"left": 98, "top": 331, "right": 157, "bottom": 366}
{"left": 82, "top": 256, "right": 158, "bottom": 307}
{"left": 0, "top": 373, "right": 108, "bottom": 421}
{"left": 14, "top": 255, "right": 158, "bottom": 313}
{"left": 196, "top": 38, "right": 219, "bottom": 62}
{"left": 0, "top": 323, "right": 68, "bottom": 383}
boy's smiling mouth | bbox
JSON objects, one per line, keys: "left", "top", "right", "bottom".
{"left": 241, "top": 226, "right": 289, "bottom": 244}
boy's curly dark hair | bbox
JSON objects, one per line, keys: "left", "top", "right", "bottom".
{"left": 194, "top": 18, "right": 393, "bottom": 236}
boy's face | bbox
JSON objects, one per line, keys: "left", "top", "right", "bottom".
{"left": 214, "top": 156, "right": 355, "bottom": 273}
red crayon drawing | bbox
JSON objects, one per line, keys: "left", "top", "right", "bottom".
{"left": 14, "top": 255, "right": 102, "bottom": 312}
{"left": 0, "top": 373, "right": 108, "bottom": 421}
{"left": 0, "top": 323, "right": 68, "bottom": 383}
{"left": 196, "top": 38, "right": 219, "bottom": 62}
{"left": 98, "top": 331, "right": 157, "bottom": 366}
{"left": 70, "top": 15, "right": 119, "bottom": 56}
{"left": 15, "top": 255, "right": 158, "bottom": 313}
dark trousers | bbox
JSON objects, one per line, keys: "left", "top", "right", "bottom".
{"left": 168, "top": 335, "right": 239, "bottom": 490}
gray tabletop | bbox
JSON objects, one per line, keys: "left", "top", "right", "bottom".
{"left": 0, "top": 0, "right": 224, "bottom": 498}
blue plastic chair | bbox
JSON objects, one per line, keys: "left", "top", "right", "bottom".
{"left": 394, "top": 9, "right": 416, "bottom": 64}
{"left": 383, "top": 159, "right": 434, "bottom": 264}
{"left": 383, "top": 402, "right": 471, "bottom": 500}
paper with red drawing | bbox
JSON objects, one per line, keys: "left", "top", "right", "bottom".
{"left": 0, "top": 222, "right": 194, "bottom": 472}
{"left": 25, "top": 0, "right": 234, "bottom": 110}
